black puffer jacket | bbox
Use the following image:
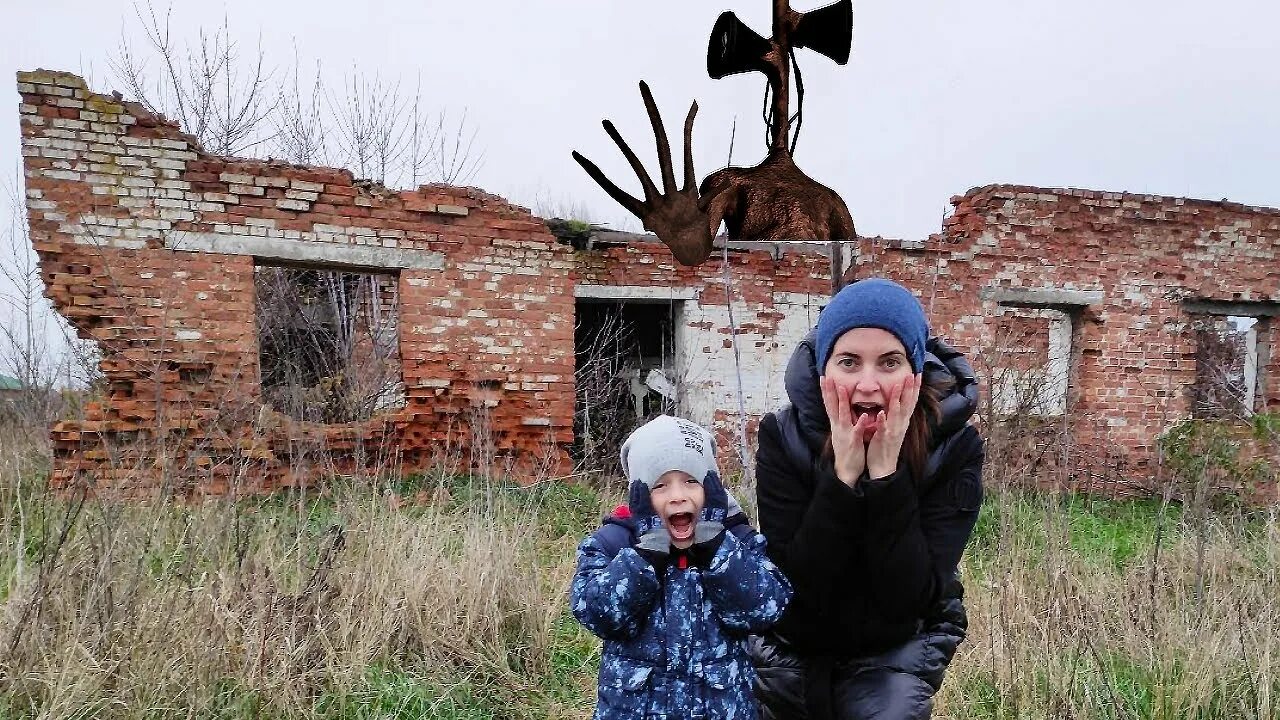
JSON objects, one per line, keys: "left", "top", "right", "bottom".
{"left": 752, "top": 332, "right": 984, "bottom": 718}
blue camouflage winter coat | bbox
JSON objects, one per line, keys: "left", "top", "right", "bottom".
{"left": 571, "top": 510, "right": 792, "bottom": 720}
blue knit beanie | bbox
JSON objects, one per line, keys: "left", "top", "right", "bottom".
{"left": 815, "top": 278, "right": 929, "bottom": 375}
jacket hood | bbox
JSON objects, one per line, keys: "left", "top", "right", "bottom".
{"left": 782, "top": 329, "right": 978, "bottom": 455}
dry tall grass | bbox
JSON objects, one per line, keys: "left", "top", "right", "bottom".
{"left": 940, "top": 488, "right": 1279, "bottom": 720}
{"left": 0, "top": 423, "right": 603, "bottom": 719}
{"left": 2, "top": 417, "right": 1278, "bottom": 719}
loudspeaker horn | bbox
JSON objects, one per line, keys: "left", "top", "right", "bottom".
{"left": 793, "top": 0, "right": 853, "bottom": 65}
{"left": 707, "top": 11, "right": 774, "bottom": 80}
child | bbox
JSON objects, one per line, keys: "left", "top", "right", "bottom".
{"left": 570, "top": 415, "right": 792, "bottom": 720}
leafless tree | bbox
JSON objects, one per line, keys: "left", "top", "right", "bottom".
{"left": 111, "top": 1, "right": 484, "bottom": 187}
{"left": 0, "top": 182, "right": 101, "bottom": 431}
{"left": 111, "top": 2, "right": 276, "bottom": 156}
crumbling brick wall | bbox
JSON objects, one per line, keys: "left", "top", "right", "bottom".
{"left": 858, "top": 185, "right": 1280, "bottom": 495}
{"left": 19, "top": 70, "right": 574, "bottom": 493}
{"left": 21, "top": 69, "right": 1278, "bottom": 497}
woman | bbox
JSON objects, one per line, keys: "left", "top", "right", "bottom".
{"left": 751, "top": 277, "right": 984, "bottom": 720}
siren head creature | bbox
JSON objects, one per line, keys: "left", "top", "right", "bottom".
{"left": 573, "top": 0, "right": 856, "bottom": 266}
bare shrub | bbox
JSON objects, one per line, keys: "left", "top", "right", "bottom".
{"left": 255, "top": 266, "right": 404, "bottom": 424}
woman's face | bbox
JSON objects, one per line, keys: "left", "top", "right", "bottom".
{"left": 822, "top": 327, "right": 913, "bottom": 426}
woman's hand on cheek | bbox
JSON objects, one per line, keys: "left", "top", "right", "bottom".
{"left": 865, "top": 373, "right": 921, "bottom": 480}
{"left": 822, "top": 375, "right": 873, "bottom": 486}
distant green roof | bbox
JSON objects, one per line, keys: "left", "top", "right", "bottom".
{"left": 0, "top": 375, "right": 21, "bottom": 391}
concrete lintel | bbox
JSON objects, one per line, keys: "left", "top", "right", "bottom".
{"left": 585, "top": 230, "right": 837, "bottom": 258}
{"left": 1183, "top": 299, "right": 1280, "bottom": 317}
{"left": 982, "top": 286, "right": 1103, "bottom": 308}
{"left": 164, "top": 232, "right": 444, "bottom": 271}
{"left": 575, "top": 284, "right": 698, "bottom": 302}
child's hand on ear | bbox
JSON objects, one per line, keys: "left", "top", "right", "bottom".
{"left": 690, "top": 471, "right": 728, "bottom": 569}
{"left": 628, "top": 479, "right": 670, "bottom": 570}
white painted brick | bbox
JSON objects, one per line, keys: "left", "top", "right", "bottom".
{"left": 219, "top": 173, "right": 254, "bottom": 184}
{"left": 289, "top": 179, "right": 325, "bottom": 192}
{"left": 159, "top": 209, "right": 196, "bottom": 222}
{"left": 277, "top": 199, "right": 311, "bottom": 211}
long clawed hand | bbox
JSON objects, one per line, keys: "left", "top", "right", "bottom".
{"left": 571, "top": 81, "right": 714, "bottom": 266}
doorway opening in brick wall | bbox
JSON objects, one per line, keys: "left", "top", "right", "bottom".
{"left": 254, "top": 264, "right": 405, "bottom": 423}
{"left": 573, "top": 299, "right": 681, "bottom": 473}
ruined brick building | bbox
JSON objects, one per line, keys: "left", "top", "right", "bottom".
{"left": 17, "top": 71, "right": 1280, "bottom": 496}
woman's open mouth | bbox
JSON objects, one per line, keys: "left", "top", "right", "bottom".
{"left": 852, "top": 403, "right": 883, "bottom": 420}
{"left": 666, "top": 512, "right": 695, "bottom": 541}
{"left": 852, "top": 403, "right": 883, "bottom": 437}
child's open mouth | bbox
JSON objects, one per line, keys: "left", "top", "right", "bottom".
{"left": 666, "top": 512, "right": 695, "bottom": 541}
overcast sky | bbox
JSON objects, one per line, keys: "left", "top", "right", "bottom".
{"left": 3, "top": 0, "right": 1280, "bottom": 377}
{"left": 6, "top": 0, "right": 1280, "bottom": 238}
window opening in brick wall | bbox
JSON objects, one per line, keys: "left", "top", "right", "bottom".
{"left": 989, "top": 306, "right": 1072, "bottom": 418}
{"left": 573, "top": 299, "right": 680, "bottom": 472}
{"left": 255, "top": 265, "right": 405, "bottom": 423}
{"left": 1191, "top": 314, "right": 1260, "bottom": 419}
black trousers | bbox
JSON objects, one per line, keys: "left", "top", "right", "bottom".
{"left": 749, "top": 629, "right": 960, "bottom": 720}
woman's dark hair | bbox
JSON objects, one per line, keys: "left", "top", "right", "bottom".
{"left": 901, "top": 375, "right": 950, "bottom": 483}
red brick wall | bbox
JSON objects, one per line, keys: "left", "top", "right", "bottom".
{"left": 21, "top": 69, "right": 1278, "bottom": 497}
{"left": 19, "top": 70, "right": 574, "bottom": 493}
{"left": 858, "top": 185, "right": 1280, "bottom": 494}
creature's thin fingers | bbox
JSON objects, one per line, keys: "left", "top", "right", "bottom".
{"left": 572, "top": 151, "right": 644, "bottom": 216}
{"left": 602, "top": 119, "right": 660, "bottom": 202}
{"left": 682, "top": 100, "right": 699, "bottom": 193}
{"left": 639, "top": 81, "right": 678, "bottom": 193}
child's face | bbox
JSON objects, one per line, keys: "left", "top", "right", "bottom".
{"left": 650, "top": 470, "right": 706, "bottom": 549}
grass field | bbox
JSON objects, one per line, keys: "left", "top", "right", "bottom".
{"left": 1, "top": 430, "right": 1277, "bottom": 719}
